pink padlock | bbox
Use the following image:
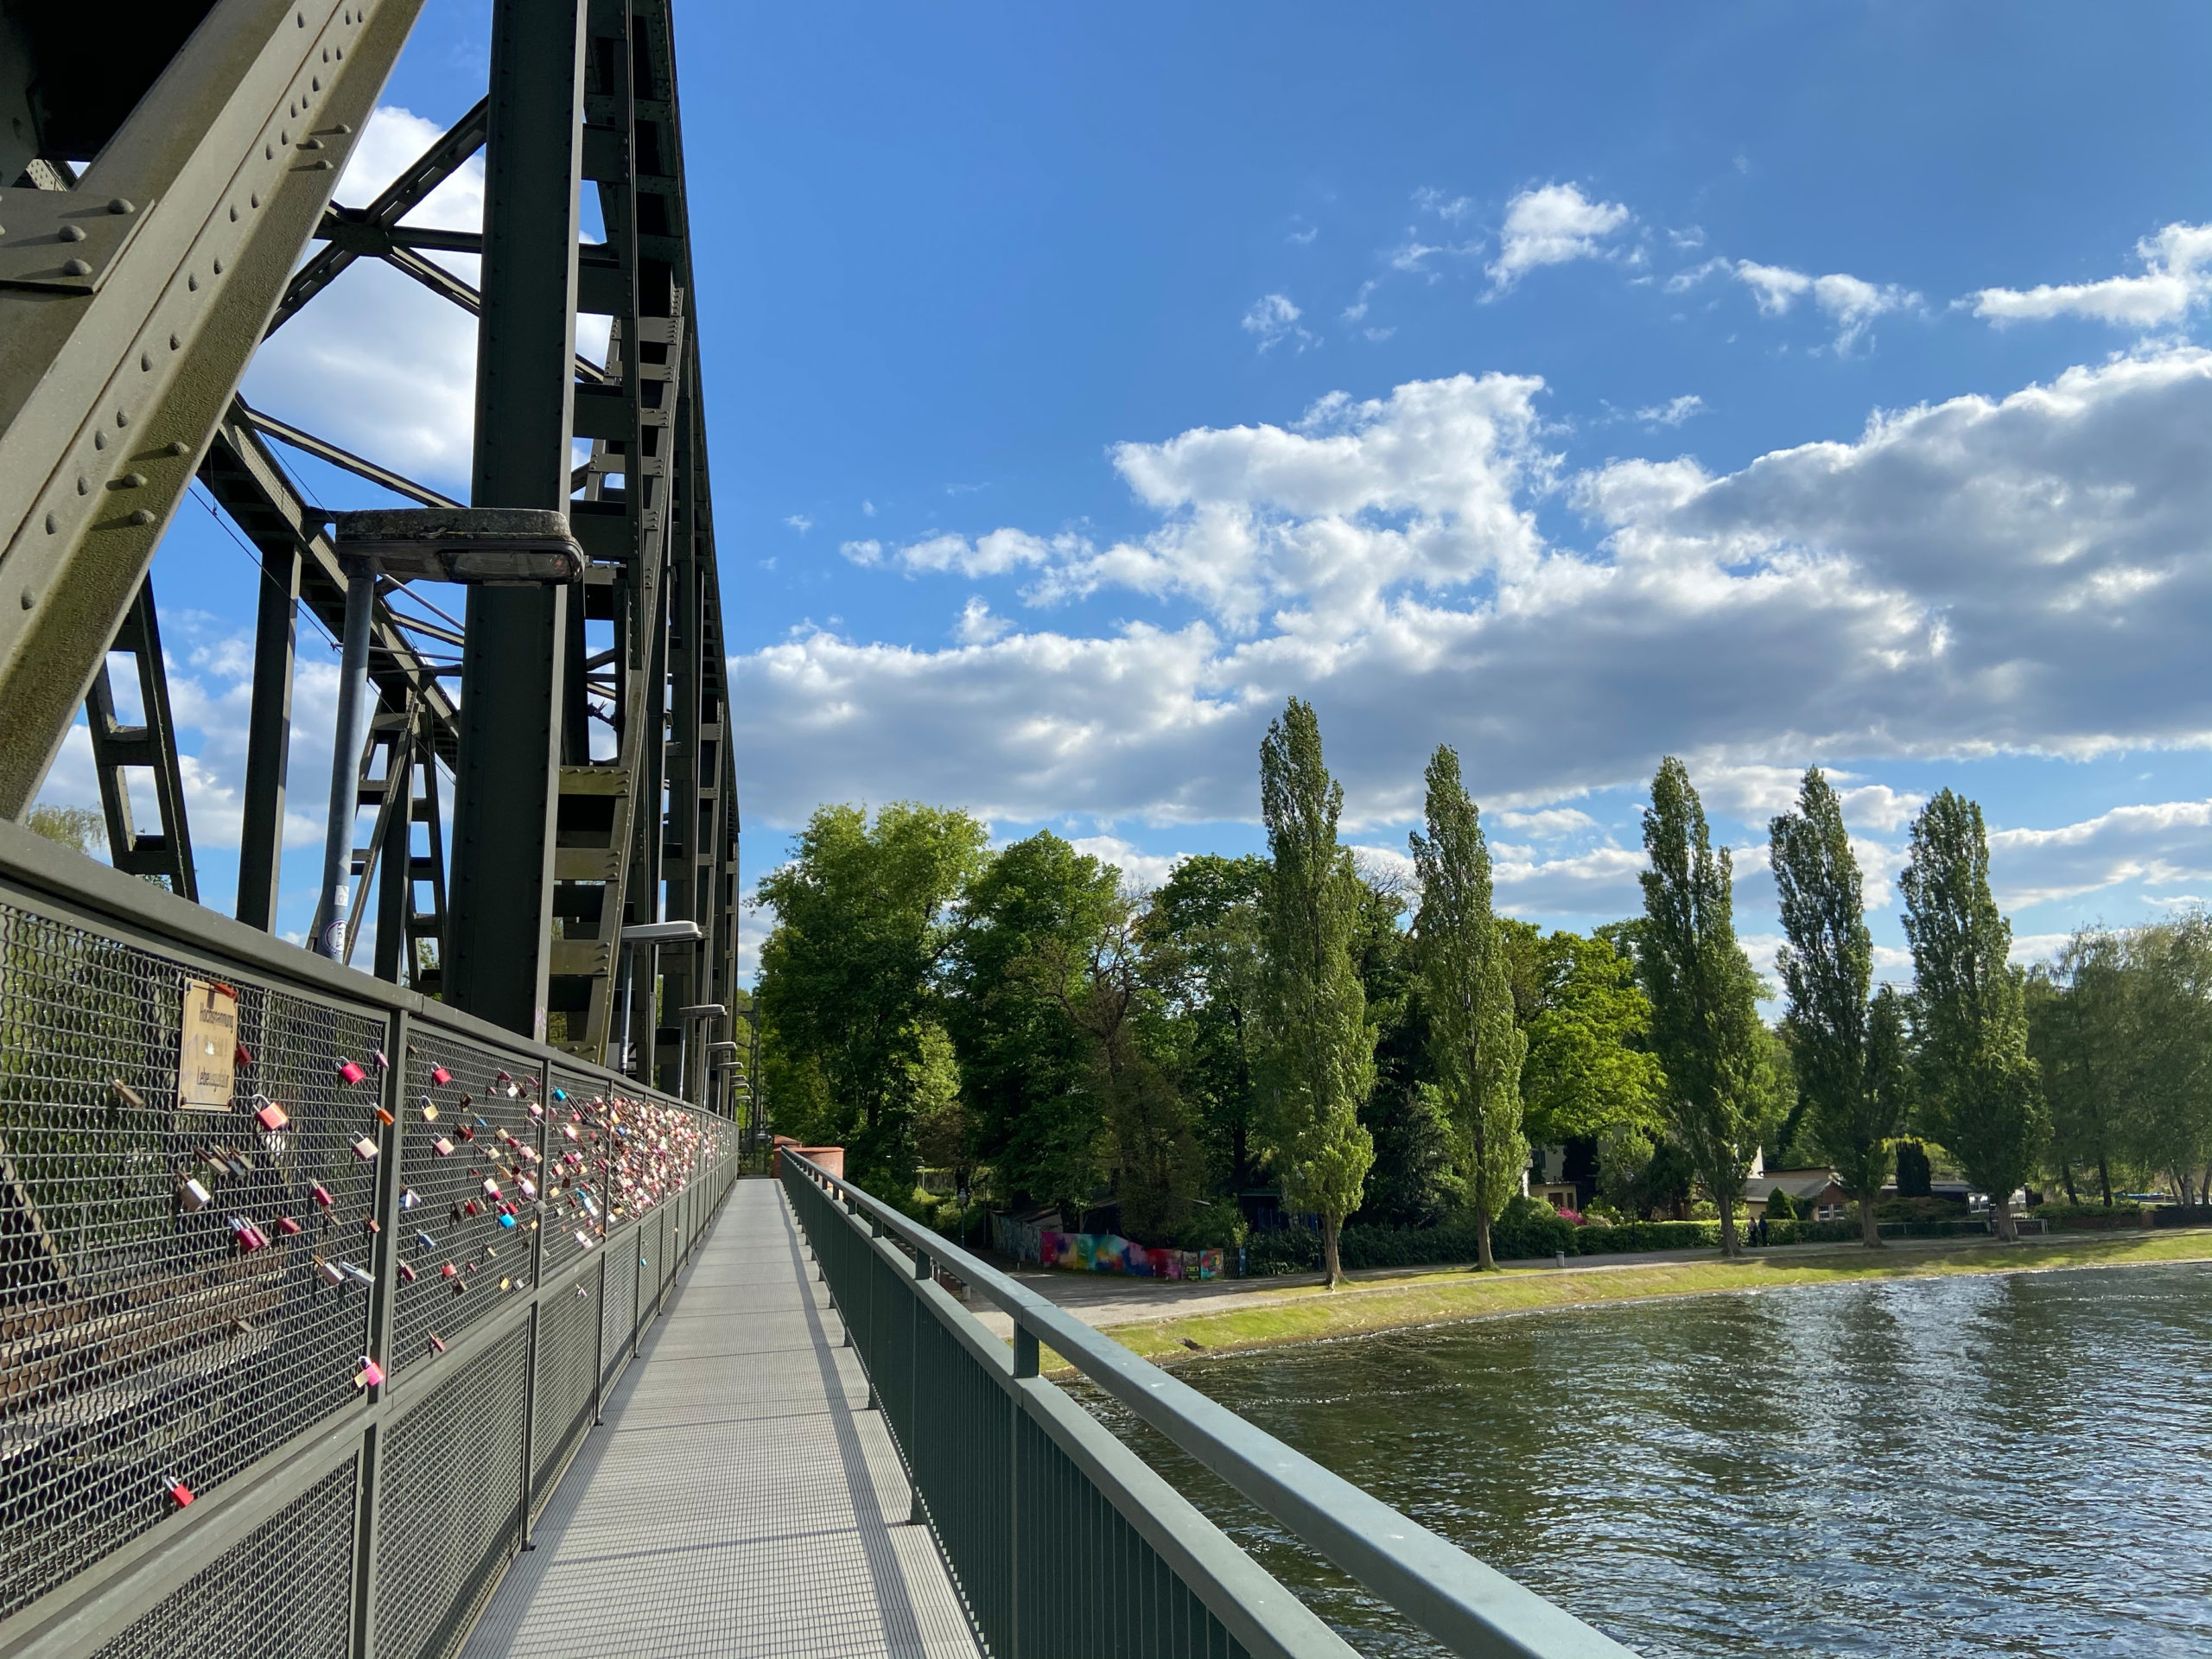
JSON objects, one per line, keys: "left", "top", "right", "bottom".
{"left": 356, "top": 1356, "right": 385, "bottom": 1389}
{"left": 311, "top": 1182, "right": 334, "bottom": 1208}
{"left": 255, "top": 1101, "right": 289, "bottom": 1132}
{"left": 433, "top": 1136, "right": 454, "bottom": 1156}
{"left": 230, "top": 1217, "right": 270, "bottom": 1252}
{"left": 337, "top": 1059, "right": 367, "bottom": 1085}
{"left": 351, "top": 1137, "right": 378, "bottom": 1161}
{"left": 430, "top": 1065, "right": 453, "bottom": 1087}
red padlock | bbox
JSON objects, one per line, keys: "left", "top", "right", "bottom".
{"left": 235, "top": 1041, "right": 255, "bottom": 1069}
{"left": 230, "top": 1217, "right": 270, "bottom": 1252}
{"left": 166, "top": 1477, "right": 194, "bottom": 1509}
{"left": 275, "top": 1215, "right": 302, "bottom": 1236}
{"left": 310, "top": 1182, "right": 334, "bottom": 1208}
{"left": 254, "top": 1101, "right": 289, "bottom": 1133}
{"left": 398, "top": 1261, "right": 417, "bottom": 1284}
{"left": 430, "top": 1065, "right": 453, "bottom": 1087}
{"left": 338, "top": 1059, "right": 367, "bottom": 1085}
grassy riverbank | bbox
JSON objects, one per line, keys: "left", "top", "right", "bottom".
{"left": 1090, "top": 1230, "right": 2212, "bottom": 1367}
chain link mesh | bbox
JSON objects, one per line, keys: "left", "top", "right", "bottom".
{"left": 1, "top": 904, "right": 385, "bottom": 1617}
{"left": 372, "top": 1325, "right": 530, "bottom": 1659}
{"left": 529, "top": 1263, "right": 598, "bottom": 1512}
{"left": 89, "top": 1456, "right": 359, "bottom": 1659}
{"left": 388, "top": 1034, "right": 544, "bottom": 1375}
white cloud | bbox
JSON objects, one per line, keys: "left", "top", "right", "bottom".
{"left": 1492, "top": 845, "right": 1648, "bottom": 918}
{"left": 1733, "top": 261, "right": 1919, "bottom": 352}
{"left": 731, "top": 349, "right": 2212, "bottom": 836}
{"left": 785, "top": 514, "right": 814, "bottom": 532}
{"left": 1494, "top": 807, "right": 1598, "bottom": 837}
{"left": 1634, "top": 394, "right": 1706, "bottom": 427}
{"left": 1971, "top": 222, "right": 2212, "bottom": 328}
{"left": 1986, "top": 799, "right": 2212, "bottom": 912}
{"left": 1664, "top": 257, "right": 1730, "bottom": 295}
{"left": 1487, "top": 182, "right": 1631, "bottom": 291}
{"left": 1342, "top": 280, "right": 1379, "bottom": 323}
{"left": 862, "top": 499, "right": 877, "bottom": 517}
{"left": 840, "top": 539, "right": 884, "bottom": 566}
{"left": 1413, "top": 188, "right": 1474, "bottom": 224}
{"left": 1068, "top": 835, "right": 1183, "bottom": 893}
{"left": 955, "top": 597, "right": 1011, "bottom": 645}
{"left": 1242, "top": 293, "right": 1314, "bottom": 352}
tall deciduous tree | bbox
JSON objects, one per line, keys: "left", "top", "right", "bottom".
{"left": 1900, "top": 789, "right": 2044, "bottom": 1242}
{"left": 1254, "top": 698, "right": 1376, "bottom": 1287}
{"left": 1409, "top": 745, "right": 1526, "bottom": 1269}
{"left": 2120, "top": 914, "right": 2212, "bottom": 1207}
{"left": 754, "top": 802, "right": 988, "bottom": 1190}
{"left": 1147, "top": 855, "right": 1268, "bottom": 1198}
{"left": 1637, "top": 757, "right": 1764, "bottom": 1257}
{"left": 944, "top": 832, "right": 1121, "bottom": 1219}
{"left": 1510, "top": 925, "right": 1666, "bottom": 1149}
{"left": 1770, "top": 766, "right": 1897, "bottom": 1247}
{"left": 2025, "top": 930, "right": 2127, "bottom": 1206}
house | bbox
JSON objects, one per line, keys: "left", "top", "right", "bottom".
{"left": 1745, "top": 1167, "right": 1853, "bottom": 1221}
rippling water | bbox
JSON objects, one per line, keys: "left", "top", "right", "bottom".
{"left": 1083, "top": 1262, "right": 2212, "bottom": 1656}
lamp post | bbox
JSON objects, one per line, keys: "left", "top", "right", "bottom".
{"left": 617, "top": 919, "right": 702, "bottom": 1089}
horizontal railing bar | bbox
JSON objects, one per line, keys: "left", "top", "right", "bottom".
{"left": 786, "top": 1154, "right": 1637, "bottom": 1659}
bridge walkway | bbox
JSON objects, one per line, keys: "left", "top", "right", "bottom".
{"left": 461, "top": 1179, "right": 979, "bottom": 1659}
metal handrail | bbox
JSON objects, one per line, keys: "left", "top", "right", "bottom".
{"left": 784, "top": 1151, "right": 1637, "bottom": 1659}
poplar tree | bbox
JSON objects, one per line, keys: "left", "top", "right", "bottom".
{"left": 1409, "top": 745, "right": 1527, "bottom": 1270}
{"left": 1770, "top": 766, "right": 1897, "bottom": 1247}
{"left": 1900, "top": 789, "right": 2044, "bottom": 1242}
{"left": 1637, "top": 757, "right": 1764, "bottom": 1256}
{"left": 1254, "top": 698, "right": 1376, "bottom": 1287}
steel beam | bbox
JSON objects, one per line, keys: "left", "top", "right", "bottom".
{"left": 83, "top": 577, "right": 198, "bottom": 900}
{"left": 0, "top": 0, "right": 428, "bottom": 819}
{"left": 234, "top": 537, "right": 299, "bottom": 930}
{"left": 444, "top": 0, "right": 589, "bottom": 1042}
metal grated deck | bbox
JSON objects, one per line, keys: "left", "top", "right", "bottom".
{"left": 461, "top": 1180, "right": 981, "bottom": 1659}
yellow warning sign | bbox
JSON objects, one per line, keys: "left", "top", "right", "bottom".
{"left": 179, "top": 978, "right": 238, "bottom": 1111}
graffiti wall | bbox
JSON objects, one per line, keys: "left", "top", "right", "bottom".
{"left": 1039, "top": 1230, "right": 1224, "bottom": 1281}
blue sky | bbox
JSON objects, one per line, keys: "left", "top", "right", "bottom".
{"left": 41, "top": 0, "right": 2212, "bottom": 989}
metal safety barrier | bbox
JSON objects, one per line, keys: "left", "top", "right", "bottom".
{"left": 781, "top": 1151, "right": 1637, "bottom": 1659}
{"left": 0, "top": 823, "right": 738, "bottom": 1659}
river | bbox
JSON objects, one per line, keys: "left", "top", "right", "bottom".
{"left": 1085, "top": 1261, "right": 2212, "bottom": 1656}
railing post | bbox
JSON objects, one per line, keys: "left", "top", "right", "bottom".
{"left": 1010, "top": 1320, "right": 1039, "bottom": 1659}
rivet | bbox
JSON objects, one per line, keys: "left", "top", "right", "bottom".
{"left": 280, "top": 130, "right": 289, "bottom": 145}
{"left": 77, "top": 477, "right": 88, "bottom": 493}
{"left": 321, "top": 47, "right": 328, "bottom": 61}
{"left": 188, "top": 274, "right": 198, "bottom": 292}
{"left": 265, "top": 144, "right": 274, "bottom": 161}
{"left": 19, "top": 590, "right": 32, "bottom": 610}
{"left": 229, "top": 205, "right": 238, "bottom": 222}
{"left": 169, "top": 334, "right": 180, "bottom": 350}
{"left": 108, "top": 198, "right": 134, "bottom": 215}
{"left": 308, "top": 160, "right": 332, "bottom": 171}
{"left": 116, "top": 410, "right": 129, "bottom": 428}
{"left": 62, "top": 257, "right": 91, "bottom": 276}
{"left": 43, "top": 512, "right": 56, "bottom": 533}
{"left": 251, "top": 193, "right": 260, "bottom": 209}
{"left": 140, "top": 353, "right": 151, "bottom": 372}
{"left": 130, "top": 508, "right": 156, "bottom": 526}
{"left": 120, "top": 472, "right": 148, "bottom": 488}
{"left": 296, "top": 10, "right": 305, "bottom": 24}
{"left": 60, "top": 223, "right": 85, "bottom": 242}
{"left": 92, "top": 432, "right": 105, "bottom": 451}
{"left": 213, "top": 257, "right": 223, "bottom": 273}
{"left": 334, "top": 45, "right": 342, "bottom": 59}
{"left": 312, "top": 77, "right": 321, "bottom": 92}
{"left": 166, "top": 440, "right": 188, "bottom": 456}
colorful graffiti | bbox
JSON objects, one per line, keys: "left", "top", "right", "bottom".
{"left": 1039, "top": 1230, "right": 1224, "bottom": 1281}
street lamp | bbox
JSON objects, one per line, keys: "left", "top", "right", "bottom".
{"left": 617, "top": 920, "right": 702, "bottom": 1084}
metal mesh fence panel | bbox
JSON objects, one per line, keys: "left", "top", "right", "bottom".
{"left": 389, "top": 1033, "right": 543, "bottom": 1375}
{"left": 535, "top": 1068, "right": 603, "bottom": 1279}
{"left": 529, "top": 1264, "right": 598, "bottom": 1510}
{"left": 597, "top": 1225, "right": 636, "bottom": 1389}
{"left": 372, "top": 1325, "right": 530, "bottom": 1659}
{"left": 89, "top": 1455, "right": 360, "bottom": 1659}
{"left": 0, "top": 901, "right": 385, "bottom": 1616}
{"left": 912, "top": 1313, "right": 1014, "bottom": 1654}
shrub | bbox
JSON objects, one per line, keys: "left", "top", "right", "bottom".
{"left": 1760, "top": 1218, "right": 1859, "bottom": 1246}
{"left": 1244, "top": 1228, "right": 1321, "bottom": 1275}
{"left": 1763, "top": 1188, "right": 1798, "bottom": 1221}
{"left": 1573, "top": 1219, "right": 1721, "bottom": 1253}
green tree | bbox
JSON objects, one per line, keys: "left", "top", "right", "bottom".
{"left": 1516, "top": 928, "right": 1667, "bottom": 1149}
{"left": 1253, "top": 698, "right": 1376, "bottom": 1287}
{"left": 944, "top": 831, "right": 1121, "bottom": 1218}
{"left": 1900, "top": 789, "right": 2044, "bottom": 1241}
{"left": 1770, "top": 766, "right": 1897, "bottom": 1247}
{"left": 1408, "top": 745, "right": 1526, "bottom": 1269}
{"left": 24, "top": 804, "right": 105, "bottom": 854}
{"left": 2120, "top": 914, "right": 2212, "bottom": 1207}
{"left": 753, "top": 802, "right": 988, "bottom": 1189}
{"left": 1348, "top": 855, "right": 1457, "bottom": 1229}
{"left": 1147, "top": 855, "right": 1268, "bottom": 1197}
{"left": 2024, "top": 931, "right": 2126, "bottom": 1206}
{"left": 1637, "top": 757, "right": 1765, "bottom": 1256}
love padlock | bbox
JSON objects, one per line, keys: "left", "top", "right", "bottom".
{"left": 255, "top": 1102, "right": 289, "bottom": 1133}
{"left": 317, "top": 1257, "right": 345, "bottom": 1287}
{"left": 234, "top": 1041, "right": 255, "bottom": 1069}
{"left": 311, "top": 1182, "right": 334, "bottom": 1208}
{"left": 433, "top": 1136, "right": 455, "bottom": 1157}
{"left": 355, "top": 1356, "right": 385, "bottom": 1389}
{"left": 398, "top": 1261, "right": 417, "bottom": 1284}
{"left": 420, "top": 1098, "right": 439, "bottom": 1122}
{"left": 430, "top": 1065, "right": 453, "bottom": 1087}
{"left": 351, "top": 1137, "right": 378, "bottom": 1161}
{"left": 177, "top": 1178, "right": 213, "bottom": 1212}
{"left": 275, "top": 1215, "right": 302, "bottom": 1236}
{"left": 164, "top": 1476, "right": 194, "bottom": 1509}
{"left": 337, "top": 1059, "right": 367, "bottom": 1085}
{"left": 400, "top": 1188, "right": 421, "bottom": 1211}
{"left": 427, "top": 1333, "right": 447, "bottom": 1354}
{"left": 373, "top": 1107, "right": 396, "bottom": 1127}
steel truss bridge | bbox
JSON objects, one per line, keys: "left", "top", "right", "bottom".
{"left": 1, "top": 0, "right": 740, "bottom": 1105}
{"left": 0, "top": 6, "right": 1635, "bottom": 1658}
